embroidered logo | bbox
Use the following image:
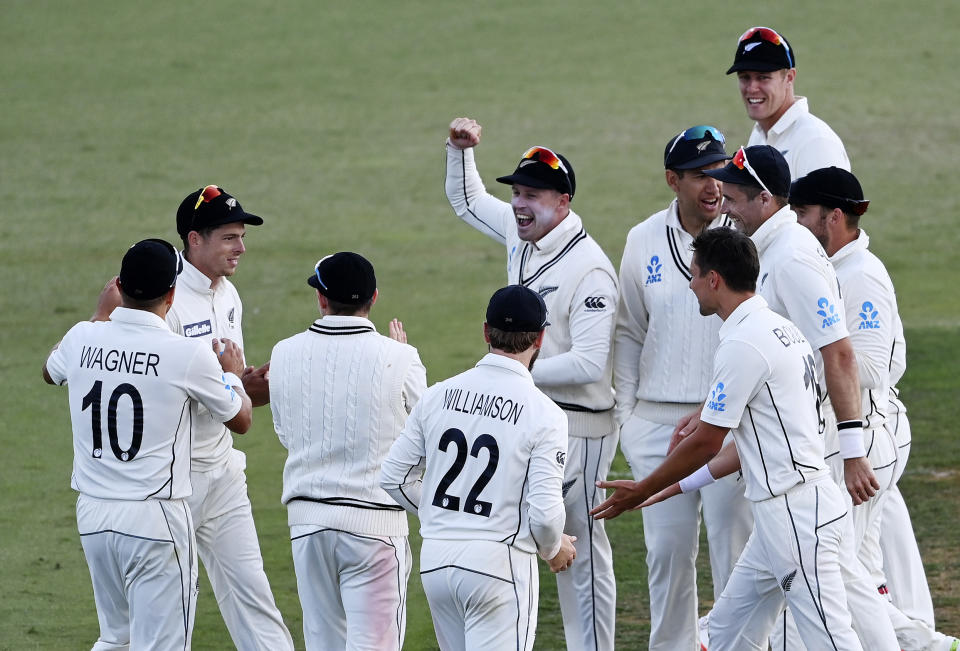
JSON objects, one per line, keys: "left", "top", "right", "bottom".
{"left": 556, "top": 451, "right": 566, "bottom": 467}
{"left": 584, "top": 297, "right": 606, "bottom": 310}
{"left": 781, "top": 569, "right": 797, "bottom": 592}
{"left": 816, "top": 297, "right": 841, "bottom": 329}
{"left": 744, "top": 41, "right": 761, "bottom": 52}
{"left": 857, "top": 301, "right": 880, "bottom": 330}
{"left": 645, "top": 255, "right": 663, "bottom": 285}
{"left": 760, "top": 272, "right": 769, "bottom": 289}
{"left": 538, "top": 286, "right": 559, "bottom": 298}
{"left": 228, "top": 307, "right": 236, "bottom": 325}
{"left": 221, "top": 374, "right": 237, "bottom": 400}
{"left": 184, "top": 319, "right": 213, "bottom": 338}
{"left": 561, "top": 478, "right": 577, "bottom": 498}
{"left": 707, "top": 382, "right": 727, "bottom": 412}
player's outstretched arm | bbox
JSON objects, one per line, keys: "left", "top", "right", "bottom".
{"left": 667, "top": 406, "right": 703, "bottom": 454}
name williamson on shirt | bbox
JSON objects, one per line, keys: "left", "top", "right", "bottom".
{"left": 79, "top": 346, "right": 160, "bottom": 376}
{"left": 442, "top": 388, "right": 524, "bottom": 425}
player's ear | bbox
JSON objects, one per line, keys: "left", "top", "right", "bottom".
{"left": 534, "top": 329, "right": 546, "bottom": 349}
{"left": 370, "top": 288, "right": 379, "bottom": 307}
{"left": 665, "top": 169, "right": 680, "bottom": 193}
{"left": 482, "top": 322, "right": 492, "bottom": 344}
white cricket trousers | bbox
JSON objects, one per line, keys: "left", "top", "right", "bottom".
{"left": 556, "top": 431, "right": 618, "bottom": 651}
{"left": 290, "top": 527, "right": 410, "bottom": 651}
{"left": 709, "top": 478, "right": 863, "bottom": 651}
{"left": 420, "top": 539, "right": 539, "bottom": 651}
{"left": 620, "top": 413, "right": 753, "bottom": 651}
{"left": 188, "top": 449, "right": 293, "bottom": 651}
{"left": 77, "top": 495, "right": 197, "bottom": 651}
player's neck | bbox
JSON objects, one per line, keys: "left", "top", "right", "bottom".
{"left": 717, "top": 291, "right": 755, "bottom": 321}
{"left": 489, "top": 347, "right": 537, "bottom": 371}
{"left": 758, "top": 96, "right": 797, "bottom": 133}
{"left": 184, "top": 252, "right": 223, "bottom": 290}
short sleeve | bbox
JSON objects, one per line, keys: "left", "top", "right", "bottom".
{"left": 700, "top": 340, "right": 769, "bottom": 429}
{"left": 184, "top": 344, "right": 242, "bottom": 423}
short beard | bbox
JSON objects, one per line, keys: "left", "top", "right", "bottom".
{"left": 527, "top": 348, "right": 540, "bottom": 372}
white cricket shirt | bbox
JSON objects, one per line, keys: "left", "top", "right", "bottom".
{"left": 165, "top": 256, "right": 244, "bottom": 471}
{"left": 700, "top": 296, "right": 830, "bottom": 501}
{"left": 614, "top": 200, "right": 728, "bottom": 425}
{"left": 747, "top": 96, "right": 850, "bottom": 180}
{"left": 46, "top": 307, "right": 242, "bottom": 501}
{"left": 381, "top": 353, "right": 568, "bottom": 560}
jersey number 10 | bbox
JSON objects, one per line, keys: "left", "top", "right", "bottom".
{"left": 81, "top": 380, "right": 144, "bottom": 462}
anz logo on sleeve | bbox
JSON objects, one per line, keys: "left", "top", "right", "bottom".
{"left": 816, "top": 297, "right": 841, "bottom": 329}
{"left": 857, "top": 301, "right": 881, "bottom": 329}
{"left": 645, "top": 255, "right": 663, "bottom": 285}
{"left": 707, "top": 382, "right": 727, "bottom": 412}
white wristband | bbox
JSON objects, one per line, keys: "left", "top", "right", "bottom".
{"left": 837, "top": 420, "right": 866, "bottom": 459}
{"left": 222, "top": 372, "right": 243, "bottom": 389}
{"left": 679, "top": 464, "right": 716, "bottom": 493}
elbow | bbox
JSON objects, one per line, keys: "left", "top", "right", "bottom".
{"left": 226, "top": 405, "right": 253, "bottom": 435}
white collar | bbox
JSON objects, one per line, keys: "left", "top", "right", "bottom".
{"left": 476, "top": 352, "right": 534, "bottom": 380}
{"left": 750, "top": 205, "right": 797, "bottom": 255}
{"left": 719, "top": 295, "right": 769, "bottom": 340}
{"left": 765, "top": 96, "right": 810, "bottom": 136}
{"left": 177, "top": 254, "right": 220, "bottom": 293}
{"left": 829, "top": 229, "right": 870, "bottom": 265}
{"left": 108, "top": 306, "right": 172, "bottom": 330}
{"left": 314, "top": 314, "right": 376, "bottom": 330}
{"left": 531, "top": 210, "right": 583, "bottom": 253}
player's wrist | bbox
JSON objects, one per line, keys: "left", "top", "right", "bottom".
{"left": 679, "top": 464, "right": 716, "bottom": 493}
{"left": 837, "top": 419, "right": 866, "bottom": 459}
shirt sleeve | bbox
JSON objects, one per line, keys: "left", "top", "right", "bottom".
{"left": 184, "top": 344, "right": 243, "bottom": 424}
{"left": 842, "top": 271, "right": 896, "bottom": 392}
{"left": 403, "top": 349, "right": 428, "bottom": 414}
{"left": 444, "top": 142, "right": 515, "bottom": 246}
{"left": 532, "top": 268, "right": 618, "bottom": 386}
{"left": 776, "top": 254, "right": 849, "bottom": 351}
{"left": 613, "top": 230, "right": 648, "bottom": 424}
{"left": 889, "top": 312, "right": 906, "bottom": 387}
{"left": 380, "top": 398, "right": 428, "bottom": 514}
{"left": 700, "top": 340, "right": 769, "bottom": 429}
{"left": 45, "top": 324, "right": 81, "bottom": 385}
{"left": 526, "top": 408, "right": 568, "bottom": 559}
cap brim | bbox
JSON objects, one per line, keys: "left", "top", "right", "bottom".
{"left": 726, "top": 61, "right": 791, "bottom": 74}
{"left": 495, "top": 173, "right": 560, "bottom": 191}
{"left": 671, "top": 152, "right": 733, "bottom": 170}
{"left": 307, "top": 274, "right": 321, "bottom": 290}
{"left": 703, "top": 166, "right": 760, "bottom": 188}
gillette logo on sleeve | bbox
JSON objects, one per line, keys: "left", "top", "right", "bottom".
{"left": 184, "top": 320, "right": 213, "bottom": 337}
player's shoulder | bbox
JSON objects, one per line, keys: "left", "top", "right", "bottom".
{"left": 626, "top": 209, "right": 669, "bottom": 241}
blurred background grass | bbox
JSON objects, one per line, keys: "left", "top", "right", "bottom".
{"left": 2, "top": 1, "right": 957, "bottom": 648}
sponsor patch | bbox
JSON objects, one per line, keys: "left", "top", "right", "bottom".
{"left": 707, "top": 381, "right": 727, "bottom": 412}
{"left": 857, "top": 301, "right": 880, "bottom": 330}
{"left": 816, "top": 297, "right": 841, "bottom": 329}
{"left": 584, "top": 296, "right": 606, "bottom": 310}
{"left": 645, "top": 255, "right": 663, "bottom": 285}
{"left": 184, "top": 319, "right": 213, "bottom": 338}
{"left": 556, "top": 451, "right": 566, "bottom": 467}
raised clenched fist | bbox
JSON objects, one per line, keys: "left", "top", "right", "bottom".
{"left": 449, "top": 117, "right": 482, "bottom": 149}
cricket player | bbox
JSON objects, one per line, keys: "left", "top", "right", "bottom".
{"left": 266, "top": 252, "right": 427, "bottom": 650}
{"left": 727, "top": 26, "right": 850, "bottom": 179}
{"left": 594, "top": 227, "right": 867, "bottom": 650}
{"left": 792, "top": 168, "right": 959, "bottom": 651}
{"left": 43, "top": 238, "right": 252, "bottom": 650}
{"left": 701, "top": 147, "right": 904, "bottom": 649}
{"left": 168, "top": 185, "right": 293, "bottom": 650}
{"left": 615, "top": 125, "right": 751, "bottom": 650}
{"left": 446, "top": 118, "right": 618, "bottom": 650}
{"left": 381, "top": 285, "right": 577, "bottom": 651}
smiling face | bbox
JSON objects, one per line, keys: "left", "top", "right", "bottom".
{"left": 688, "top": 258, "right": 717, "bottom": 316}
{"left": 186, "top": 222, "right": 247, "bottom": 285}
{"left": 737, "top": 69, "right": 796, "bottom": 131}
{"left": 667, "top": 160, "right": 727, "bottom": 233}
{"left": 721, "top": 183, "right": 768, "bottom": 236}
{"left": 510, "top": 184, "right": 569, "bottom": 242}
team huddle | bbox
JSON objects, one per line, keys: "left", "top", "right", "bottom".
{"left": 44, "top": 26, "right": 956, "bottom": 651}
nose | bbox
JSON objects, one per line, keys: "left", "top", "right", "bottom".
{"left": 236, "top": 238, "right": 246, "bottom": 254}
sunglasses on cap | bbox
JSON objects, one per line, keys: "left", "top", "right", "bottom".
{"left": 732, "top": 147, "right": 771, "bottom": 194}
{"left": 666, "top": 125, "right": 726, "bottom": 155}
{"left": 521, "top": 146, "right": 569, "bottom": 175}
{"left": 738, "top": 26, "right": 794, "bottom": 67}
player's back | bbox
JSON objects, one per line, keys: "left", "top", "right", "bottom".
{"left": 414, "top": 354, "right": 567, "bottom": 554}
{"left": 49, "top": 309, "right": 237, "bottom": 501}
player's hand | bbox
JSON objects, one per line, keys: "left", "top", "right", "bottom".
{"left": 388, "top": 319, "right": 407, "bottom": 344}
{"left": 449, "top": 117, "right": 481, "bottom": 149}
{"left": 590, "top": 479, "right": 650, "bottom": 520}
{"left": 668, "top": 409, "right": 701, "bottom": 454}
{"left": 547, "top": 534, "right": 577, "bottom": 573}
{"left": 636, "top": 482, "right": 682, "bottom": 509}
{"left": 91, "top": 276, "right": 122, "bottom": 322}
{"left": 844, "top": 456, "right": 881, "bottom": 505}
{"left": 241, "top": 361, "right": 271, "bottom": 407}
{"left": 215, "top": 338, "right": 245, "bottom": 375}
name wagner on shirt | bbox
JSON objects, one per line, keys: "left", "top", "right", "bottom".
{"left": 79, "top": 346, "right": 160, "bottom": 376}
{"left": 443, "top": 388, "right": 524, "bottom": 425}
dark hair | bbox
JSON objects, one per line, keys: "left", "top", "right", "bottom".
{"left": 691, "top": 227, "right": 759, "bottom": 292}
{"left": 120, "top": 290, "right": 168, "bottom": 310}
{"left": 324, "top": 297, "right": 375, "bottom": 316}
{"left": 487, "top": 326, "right": 540, "bottom": 354}
{"left": 740, "top": 183, "right": 787, "bottom": 208}
{"left": 181, "top": 225, "right": 219, "bottom": 252}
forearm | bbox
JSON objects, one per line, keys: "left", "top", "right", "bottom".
{"left": 444, "top": 142, "right": 510, "bottom": 244}
{"left": 822, "top": 338, "right": 862, "bottom": 422}
{"left": 639, "top": 426, "right": 724, "bottom": 498}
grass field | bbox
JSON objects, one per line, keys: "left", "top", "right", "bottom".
{"left": 2, "top": 1, "right": 958, "bottom": 648}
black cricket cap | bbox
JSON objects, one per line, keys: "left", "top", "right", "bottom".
{"left": 496, "top": 146, "right": 576, "bottom": 199}
{"left": 176, "top": 185, "right": 263, "bottom": 238}
{"left": 727, "top": 26, "right": 796, "bottom": 74}
{"left": 704, "top": 145, "right": 792, "bottom": 198}
{"left": 790, "top": 167, "right": 870, "bottom": 217}
{"left": 118, "top": 238, "right": 184, "bottom": 300}
{"left": 486, "top": 285, "right": 549, "bottom": 333}
{"left": 307, "top": 252, "right": 377, "bottom": 305}
{"left": 664, "top": 125, "right": 731, "bottom": 170}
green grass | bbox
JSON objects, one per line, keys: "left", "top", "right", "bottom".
{"left": 2, "top": 1, "right": 958, "bottom": 648}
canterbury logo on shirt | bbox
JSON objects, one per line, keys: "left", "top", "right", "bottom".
{"left": 584, "top": 297, "right": 607, "bottom": 310}
{"left": 183, "top": 320, "right": 213, "bottom": 337}
{"left": 816, "top": 297, "right": 841, "bottom": 329}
